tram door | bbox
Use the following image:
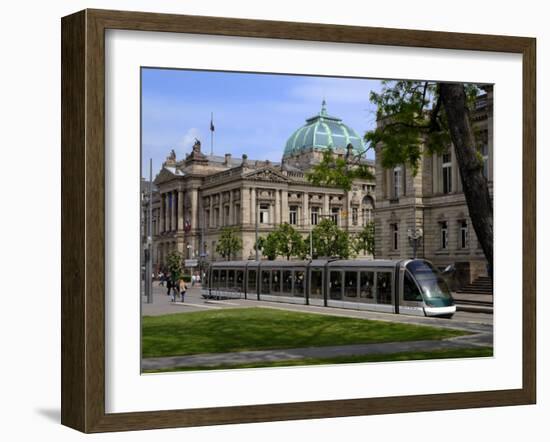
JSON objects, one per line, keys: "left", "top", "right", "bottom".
{"left": 398, "top": 267, "right": 425, "bottom": 316}
{"left": 308, "top": 267, "right": 325, "bottom": 306}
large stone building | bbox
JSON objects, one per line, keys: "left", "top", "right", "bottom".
{"left": 374, "top": 86, "right": 493, "bottom": 287}
{"left": 148, "top": 101, "right": 376, "bottom": 269}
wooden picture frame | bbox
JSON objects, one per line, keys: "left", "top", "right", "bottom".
{"left": 61, "top": 8, "right": 536, "bottom": 433}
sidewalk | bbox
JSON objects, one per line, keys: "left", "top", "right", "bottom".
{"left": 142, "top": 336, "right": 488, "bottom": 371}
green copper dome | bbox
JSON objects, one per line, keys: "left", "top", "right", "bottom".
{"left": 283, "top": 100, "right": 365, "bottom": 158}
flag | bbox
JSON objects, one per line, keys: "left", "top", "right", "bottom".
{"left": 210, "top": 113, "right": 215, "bottom": 132}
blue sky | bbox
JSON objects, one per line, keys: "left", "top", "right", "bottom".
{"left": 141, "top": 68, "right": 383, "bottom": 177}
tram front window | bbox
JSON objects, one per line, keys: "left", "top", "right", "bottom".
{"left": 406, "top": 260, "right": 454, "bottom": 307}
{"left": 404, "top": 271, "right": 423, "bottom": 302}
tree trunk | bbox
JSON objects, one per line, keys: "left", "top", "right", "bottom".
{"left": 440, "top": 83, "right": 493, "bottom": 277}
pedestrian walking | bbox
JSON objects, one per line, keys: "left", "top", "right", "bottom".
{"left": 178, "top": 278, "right": 187, "bottom": 302}
{"left": 191, "top": 274, "right": 196, "bottom": 287}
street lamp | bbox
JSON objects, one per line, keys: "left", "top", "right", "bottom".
{"left": 407, "top": 227, "right": 423, "bottom": 259}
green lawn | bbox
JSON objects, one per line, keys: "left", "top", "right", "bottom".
{"left": 142, "top": 307, "right": 469, "bottom": 358}
{"left": 144, "top": 347, "right": 493, "bottom": 373}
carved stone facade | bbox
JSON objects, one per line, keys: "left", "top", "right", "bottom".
{"left": 374, "top": 86, "right": 493, "bottom": 286}
{"left": 150, "top": 143, "right": 376, "bottom": 268}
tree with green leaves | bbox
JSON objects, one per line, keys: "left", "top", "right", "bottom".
{"left": 255, "top": 223, "right": 306, "bottom": 260}
{"left": 306, "top": 146, "right": 374, "bottom": 192}
{"left": 307, "top": 81, "right": 493, "bottom": 273}
{"left": 165, "top": 250, "right": 184, "bottom": 282}
{"left": 312, "top": 218, "right": 352, "bottom": 259}
{"left": 353, "top": 221, "right": 375, "bottom": 257}
{"left": 255, "top": 235, "right": 278, "bottom": 260}
{"left": 216, "top": 227, "right": 242, "bottom": 261}
{"left": 273, "top": 223, "right": 306, "bottom": 260}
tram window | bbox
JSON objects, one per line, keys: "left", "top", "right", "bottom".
{"left": 404, "top": 271, "right": 423, "bottom": 302}
{"left": 227, "top": 270, "right": 235, "bottom": 291}
{"left": 212, "top": 270, "right": 219, "bottom": 289}
{"left": 310, "top": 270, "right": 323, "bottom": 298}
{"left": 359, "top": 271, "right": 374, "bottom": 300}
{"left": 329, "top": 271, "right": 343, "bottom": 300}
{"left": 220, "top": 270, "right": 227, "bottom": 289}
{"left": 261, "top": 270, "right": 270, "bottom": 294}
{"left": 294, "top": 270, "right": 305, "bottom": 297}
{"left": 236, "top": 270, "right": 244, "bottom": 292}
{"left": 272, "top": 270, "right": 281, "bottom": 294}
{"left": 282, "top": 270, "right": 292, "bottom": 295}
{"left": 247, "top": 269, "right": 257, "bottom": 292}
{"left": 376, "top": 272, "right": 392, "bottom": 304}
{"left": 344, "top": 271, "right": 358, "bottom": 298}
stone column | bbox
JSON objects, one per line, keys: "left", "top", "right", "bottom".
{"left": 303, "top": 192, "right": 309, "bottom": 227}
{"left": 218, "top": 193, "right": 223, "bottom": 227}
{"left": 209, "top": 195, "right": 213, "bottom": 228}
{"left": 281, "top": 189, "right": 288, "bottom": 225}
{"left": 241, "top": 187, "right": 250, "bottom": 227}
{"left": 191, "top": 188, "right": 198, "bottom": 233}
{"left": 159, "top": 194, "right": 165, "bottom": 233}
{"left": 250, "top": 188, "right": 256, "bottom": 225}
{"left": 178, "top": 190, "right": 184, "bottom": 232}
{"left": 170, "top": 191, "right": 176, "bottom": 231}
{"left": 323, "top": 194, "right": 330, "bottom": 217}
{"left": 275, "top": 189, "right": 281, "bottom": 225}
{"left": 229, "top": 191, "right": 234, "bottom": 226}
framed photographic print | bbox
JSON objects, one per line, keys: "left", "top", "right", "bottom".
{"left": 61, "top": 9, "right": 536, "bottom": 433}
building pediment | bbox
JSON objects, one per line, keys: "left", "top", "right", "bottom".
{"left": 154, "top": 167, "right": 183, "bottom": 185}
{"left": 244, "top": 167, "right": 290, "bottom": 184}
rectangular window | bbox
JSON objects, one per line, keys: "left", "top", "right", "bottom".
{"left": 352, "top": 208, "right": 358, "bottom": 226}
{"left": 459, "top": 220, "right": 468, "bottom": 249}
{"left": 442, "top": 153, "right": 452, "bottom": 194}
{"left": 376, "top": 272, "right": 392, "bottom": 305}
{"left": 393, "top": 166, "right": 402, "bottom": 198}
{"left": 359, "top": 271, "right": 374, "bottom": 300}
{"left": 391, "top": 224, "right": 399, "bottom": 250}
{"left": 331, "top": 207, "right": 339, "bottom": 225}
{"left": 259, "top": 204, "right": 269, "bottom": 224}
{"left": 310, "top": 269, "right": 323, "bottom": 298}
{"left": 219, "top": 269, "right": 227, "bottom": 289}
{"left": 329, "top": 271, "right": 342, "bottom": 300}
{"left": 344, "top": 271, "right": 358, "bottom": 298}
{"left": 224, "top": 205, "right": 230, "bottom": 225}
{"left": 282, "top": 270, "right": 292, "bottom": 295}
{"left": 294, "top": 270, "right": 305, "bottom": 297}
{"left": 289, "top": 206, "right": 297, "bottom": 225}
{"left": 214, "top": 208, "right": 219, "bottom": 227}
{"left": 311, "top": 207, "right": 319, "bottom": 225}
{"left": 247, "top": 269, "right": 257, "bottom": 292}
{"left": 261, "top": 270, "right": 270, "bottom": 294}
{"left": 205, "top": 209, "right": 210, "bottom": 228}
{"left": 235, "top": 270, "right": 244, "bottom": 292}
{"left": 212, "top": 270, "right": 219, "bottom": 289}
{"left": 227, "top": 270, "right": 235, "bottom": 290}
{"left": 440, "top": 221, "right": 448, "bottom": 249}
{"left": 271, "top": 270, "right": 281, "bottom": 294}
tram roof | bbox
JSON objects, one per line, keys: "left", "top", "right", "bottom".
{"left": 209, "top": 259, "right": 407, "bottom": 268}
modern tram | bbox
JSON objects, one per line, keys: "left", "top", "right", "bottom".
{"left": 202, "top": 258, "right": 456, "bottom": 318}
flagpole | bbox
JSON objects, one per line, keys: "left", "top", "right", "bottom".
{"left": 210, "top": 112, "right": 214, "bottom": 156}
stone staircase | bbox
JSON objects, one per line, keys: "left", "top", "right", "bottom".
{"left": 453, "top": 276, "right": 493, "bottom": 312}
{"left": 455, "top": 276, "right": 493, "bottom": 295}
